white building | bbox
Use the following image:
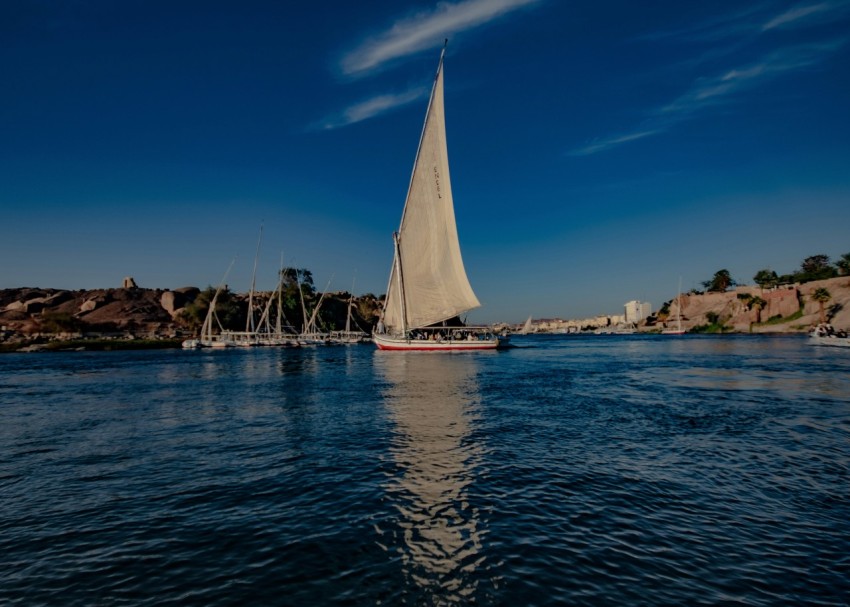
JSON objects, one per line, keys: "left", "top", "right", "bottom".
{"left": 624, "top": 300, "right": 652, "bottom": 324}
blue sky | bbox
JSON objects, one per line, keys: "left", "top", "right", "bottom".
{"left": 2, "top": 0, "right": 849, "bottom": 323}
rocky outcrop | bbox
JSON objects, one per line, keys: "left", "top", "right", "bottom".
{"left": 160, "top": 288, "right": 199, "bottom": 318}
{"left": 0, "top": 287, "right": 199, "bottom": 338}
{"left": 654, "top": 276, "right": 850, "bottom": 333}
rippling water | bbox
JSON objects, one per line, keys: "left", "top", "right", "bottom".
{"left": 1, "top": 335, "right": 848, "bottom": 606}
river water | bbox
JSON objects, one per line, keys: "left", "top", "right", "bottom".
{"left": 1, "top": 334, "right": 848, "bottom": 606}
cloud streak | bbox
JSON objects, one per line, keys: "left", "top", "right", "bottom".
{"left": 763, "top": 2, "right": 837, "bottom": 30}
{"left": 570, "top": 130, "right": 660, "bottom": 157}
{"left": 340, "top": 0, "right": 539, "bottom": 77}
{"left": 658, "top": 41, "right": 843, "bottom": 117}
{"left": 571, "top": 40, "right": 845, "bottom": 156}
{"left": 313, "top": 87, "right": 428, "bottom": 131}
{"left": 572, "top": 0, "right": 849, "bottom": 156}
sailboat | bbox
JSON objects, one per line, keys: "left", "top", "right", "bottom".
{"left": 373, "top": 43, "right": 506, "bottom": 351}
{"left": 520, "top": 316, "right": 533, "bottom": 335}
{"left": 329, "top": 277, "right": 370, "bottom": 344}
{"left": 182, "top": 259, "right": 238, "bottom": 348}
{"left": 299, "top": 276, "right": 333, "bottom": 345}
{"left": 662, "top": 278, "right": 686, "bottom": 335}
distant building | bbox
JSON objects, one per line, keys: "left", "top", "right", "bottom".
{"left": 624, "top": 300, "right": 652, "bottom": 323}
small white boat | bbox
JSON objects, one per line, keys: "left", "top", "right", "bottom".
{"left": 809, "top": 323, "right": 850, "bottom": 347}
{"left": 184, "top": 260, "right": 238, "bottom": 349}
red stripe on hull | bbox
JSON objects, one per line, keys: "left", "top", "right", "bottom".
{"left": 373, "top": 335, "right": 501, "bottom": 351}
{"left": 375, "top": 343, "right": 498, "bottom": 351}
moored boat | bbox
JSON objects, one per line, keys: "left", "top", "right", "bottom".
{"left": 809, "top": 323, "right": 850, "bottom": 347}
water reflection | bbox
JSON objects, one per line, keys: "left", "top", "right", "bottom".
{"left": 375, "top": 352, "right": 489, "bottom": 604}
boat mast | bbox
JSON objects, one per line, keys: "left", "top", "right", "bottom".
{"left": 276, "top": 253, "right": 284, "bottom": 334}
{"left": 306, "top": 277, "right": 334, "bottom": 334}
{"left": 246, "top": 225, "right": 263, "bottom": 333}
{"left": 346, "top": 274, "right": 356, "bottom": 334}
{"left": 204, "top": 258, "right": 236, "bottom": 341}
{"left": 677, "top": 277, "right": 683, "bottom": 332}
{"left": 292, "top": 266, "right": 311, "bottom": 334}
{"left": 393, "top": 233, "right": 408, "bottom": 335}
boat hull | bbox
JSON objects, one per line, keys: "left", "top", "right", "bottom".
{"left": 809, "top": 335, "right": 850, "bottom": 347}
{"left": 373, "top": 333, "right": 505, "bottom": 351}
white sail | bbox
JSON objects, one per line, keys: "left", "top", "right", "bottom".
{"left": 382, "top": 49, "right": 481, "bottom": 334}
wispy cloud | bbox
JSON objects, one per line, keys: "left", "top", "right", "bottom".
{"left": 572, "top": 0, "right": 850, "bottom": 157}
{"left": 763, "top": 1, "right": 838, "bottom": 30}
{"left": 639, "top": 1, "right": 850, "bottom": 42}
{"left": 340, "top": 0, "right": 539, "bottom": 77}
{"left": 570, "top": 131, "right": 660, "bottom": 157}
{"left": 571, "top": 39, "right": 845, "bottom": 155}
{"left": 636, "top": 3, "right": 768, "bottom": 43}
{"left": 312, "top": 87, "right": 428, "bottom": 131}
{"left": 660, "top": 40, "right": 844, "bottom": 115}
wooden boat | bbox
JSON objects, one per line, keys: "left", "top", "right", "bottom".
{"left": 373, "top": 43, "right": 507, "bottom": 352}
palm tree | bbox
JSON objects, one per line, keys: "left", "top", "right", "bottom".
{"left": 750, "top": 296, "right": 766, "bottom": 323}
{"left": 811, "top": 288, "right": 831, "bottom": 324}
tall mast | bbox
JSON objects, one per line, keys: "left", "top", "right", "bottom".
{"left": 296, "top": 269, "right": 309, "bottom": 333}
{"left": 393, "top": 233, "right": 408, "bottom": 335}
{"left": 276, "top": 253, "right": 284, "bottom": 334}
{"left": 204, "top": 258, "right": 236, "bottom": 340}
{"left": 677, "top": 276, "right": 683, "bottom": 332}
{"left": 346, "top": 274, "right": 356, "bottom": 333}
{"left": 246, "top": 224, "right": 263, "bottom": 333}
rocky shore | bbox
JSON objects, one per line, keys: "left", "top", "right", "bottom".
{"left": 0, "top": 285, "right": 196, "bottom": 352}
{"left": 3, "top": 276, "right": 848, "bottom": 351}
{"left": 649, "top": 276, "right": 850, "bottom": 333}
{"left": 515, "top": 276, "right": 850, "bottom": 335}
{"left": 0, "top": 280, "right": 381, "bottom": 352}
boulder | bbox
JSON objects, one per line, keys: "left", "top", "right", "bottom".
{"left": 23, "top": 298, "right": 47, "bottom": 314}
{"left": 160, "top": 291, "right": 187, "bottom": 317}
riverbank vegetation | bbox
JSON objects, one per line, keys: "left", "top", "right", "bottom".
{"left": 697, "top": 252, "right": 850, "bottom": 295}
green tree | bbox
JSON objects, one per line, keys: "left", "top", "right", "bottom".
{"left": 702, "top": 269, "right": 736, "bottom": 293}
{"left": 811, "top": 288, "right": 831, "bottom": 324}
{"left": 753, "top": 269, "right": 778, "bottom": 292}
{"left": 836, "top": 252, "right": 850, "bottom": 276}
{"left": 178, "top": 286, "right": 243, "bottom": 333}
{"left": 798, "top": 254, "right": 837, "bottom": 282}
{"left": 282, "top": 268, "right": 315, "bottom": 292}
